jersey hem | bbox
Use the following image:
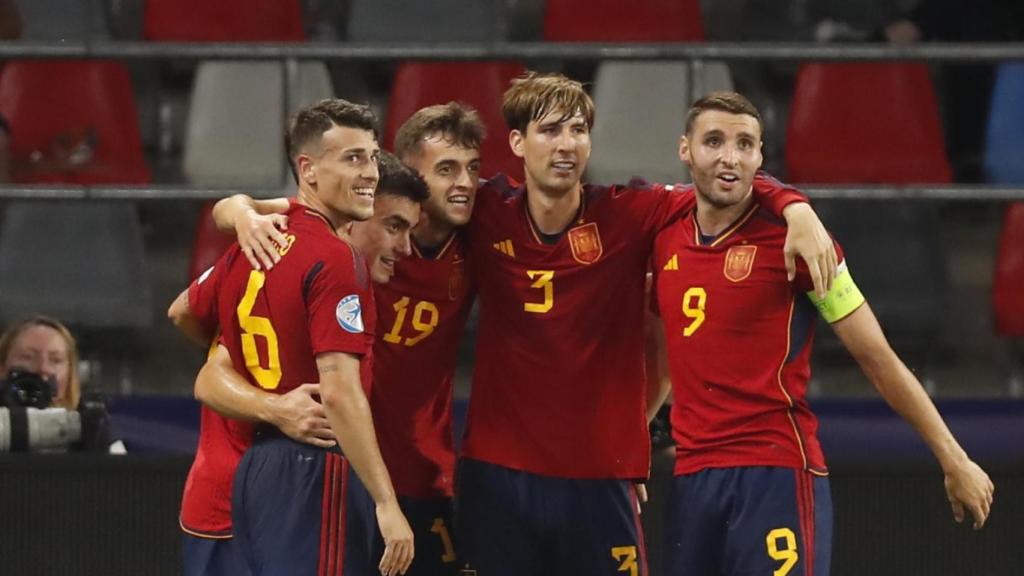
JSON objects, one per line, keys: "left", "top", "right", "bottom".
{"left": 179, "top": 517, "right": 233, "bottom": 539}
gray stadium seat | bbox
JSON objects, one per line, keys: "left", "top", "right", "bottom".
{"left": 345, "top": 0, "right": 504, "bottom": 42}
{"left": 183, "top": 61, "right": 334, "bottom": 187}
{"left": 0, "top": 201, "right": 151, "bottom": 330}
{"left": 16, "top": 0, "right": 109, "bottom": 41}
{"left": 586, "top": 60, "right": 733, "bottom": 186}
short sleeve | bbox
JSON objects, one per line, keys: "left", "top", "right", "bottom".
{"left": 187, "top": 247, "right": 236, "bottom": 332}
{"left": 306, "top": 247, "right": 372, "bottom": 357}
{"left": 751, "top": 171, "right": 808, "bottom": 217}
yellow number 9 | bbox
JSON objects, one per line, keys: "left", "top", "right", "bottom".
{"left": 681, "top": 286, "right": 707, "bottom": 337}
{"left": 766, "top": 527, "right": 799, "bottom": 576}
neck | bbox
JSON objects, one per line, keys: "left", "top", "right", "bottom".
{"left": 525, "top": 178, "right": 582, "bottom": 235}
{"left": 694, "top": 187, "right": 754, "bottom": 237}
{"left": 297, "top": 186, "right": 351, "bottom": 232}
{"left": 411, "top": 212, "right": 456, "bottom": 249}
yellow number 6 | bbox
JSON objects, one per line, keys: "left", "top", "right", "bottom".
{"left": 236, "top": 270, "right": 282, "bottom": 390}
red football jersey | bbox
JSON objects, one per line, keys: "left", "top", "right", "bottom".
{"left": 463, "top": 174, "right": 806, "bottom": 479}
{"left": 652, "top": 203, "right": 848, "bottom": 476}
{"left": 180, "top": 254, "right": 254, "bottom": 537}
{"left": 371, "top": 232, "right": 474, "bottom": 499}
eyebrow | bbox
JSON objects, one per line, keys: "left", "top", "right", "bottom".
{"left": 385, "top": 215, "right": 414, "bottom": 228}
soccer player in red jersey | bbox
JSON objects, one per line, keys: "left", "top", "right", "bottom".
{"left": 453, "top": 72, "right": 837, "bottom": 576}
{"left": 201, "top": 104, "right": 484, "bottom": 576}
{"left": 651, "top": 92, "right": 994, "bottom": 576}
{"left": 170, "top": 100, "right": 414, "bottom": 576}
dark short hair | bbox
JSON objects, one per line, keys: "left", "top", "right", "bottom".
{"left": 376, "top": 151, "right": 429, "bottom": 204}
{"left": 394, "top": 102, "right": 486, "bottom": 160}
{"left": 501, "top": 71, "right": 595, "bottom": 133}
{"left": 685, "top": 91, "right": 763, "bottom": 137}
{"left": 285, "top": 98, "right": 379, "bottom": 182}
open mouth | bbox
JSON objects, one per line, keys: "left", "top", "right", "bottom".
{"left": 717, "top": 173, "right": 739, "bottom": 185}
{"left": 447, "top": 194, "right": 470, "bottom": 206}
{"left": 353, "top": 187, "right": 375, "bottom": 200}
{"left": 552, "top": 160, "right": 576, "bottom": 172}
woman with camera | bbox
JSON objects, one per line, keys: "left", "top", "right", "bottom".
{"left": 0, "top": 315, "right": 119, "bottom": 453}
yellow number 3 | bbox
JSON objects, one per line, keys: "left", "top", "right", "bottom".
{"left": 681, "top": 286, "right": 707, "bottom": 337}
{"left": 524, "top": 270, "right": 554, "bottom": 314}
{"left": 611, "top": 546, "right": 638, "bottom": 576}
{"left": 237, "top": 270, "right": 282, "bottom": 390}
{"left": 766, "top": 527, "right": 799, "bottom": 576}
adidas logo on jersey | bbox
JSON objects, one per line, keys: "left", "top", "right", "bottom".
{"left": 493, "top": 239, "right": 515, "bottom": 257}
{"left": 663, "top": 254, "right": 679, "bottom": 270}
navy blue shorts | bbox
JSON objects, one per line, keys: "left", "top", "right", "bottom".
{"left": 665, "top": 466, "right": 832, "bottom": 576}
{"left": 232, "top": 434, "right": 376, "bottom": 576}
{"left": 454, "top": 458, "right": 646, "bottom": 576}
{"left": 181, "top": 532, "right": 250, "bottom": 576}
{"left": 371, "top": 495, "right": 457, "bottom": 576}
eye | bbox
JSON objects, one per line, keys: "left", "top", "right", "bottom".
{"left": 705, "top": 136, "right": 721, "bottom": 147}
{"left": 437, "top": 165, "right": 452, "bottom": 176}
{"left": 467, "top": 163, "right": 481, "bottom": 174}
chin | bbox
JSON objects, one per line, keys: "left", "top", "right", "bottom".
{"left": 371, "top": 268, "right": 392, "bottom": 284}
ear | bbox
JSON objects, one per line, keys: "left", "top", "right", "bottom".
{"left": 678, "top": 135, "right": 692, "bottom": 167}
{"left": 297, "top": 155, "right": 317, "bottom": 185}
{"left": 509, "top": 129, "right": 525, "bottom": 159}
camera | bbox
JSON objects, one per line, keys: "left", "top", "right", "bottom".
{"left": 0, "top": 368, "right": 81, "bottom": 452}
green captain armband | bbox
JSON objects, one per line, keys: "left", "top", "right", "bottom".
{"left": 807, "top": 261, "right": 865, "bottom": 323}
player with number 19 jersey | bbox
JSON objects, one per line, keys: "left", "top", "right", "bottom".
{"left": 371, "top": 231, "right": 473, "bottom": 500}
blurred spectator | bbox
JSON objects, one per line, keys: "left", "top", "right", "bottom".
{"left": 0, "top": 316, "right": 122, "bottom": 453}
{"left": 884, "top": 0, "right": 1024, "bottom": 181}
{"left": 0, "top": 0, "right": 21, "bottom": 183}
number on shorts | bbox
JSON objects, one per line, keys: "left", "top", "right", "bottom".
{"left": 766, "top": 527, "right": 798, "bottom": 576}
{"left": 430, "top": 517, "right": 457, "bottom": 563}
{"left": 611, "top": 545, "right": 638, "bottom": 576}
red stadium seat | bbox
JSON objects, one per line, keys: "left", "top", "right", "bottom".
{"left": 544, "top": 0, "right": 704, "bottom": 42}
{"left": 143, "top": 0, "right": 305, "bottom": 41}
{"left": 993, "top": 202, "right": 1024, "bottom": 337}
{"left": 0, "top": 60, "right": 150, "bottom": 185}
{"left": 786, "top": 63, "right": 951, "bottom": 184}
{"left": 386, "top": 61, "right": 526, "bottom": 181}
{"left": 189, "top": 202, "right": 236, "bottom": 282}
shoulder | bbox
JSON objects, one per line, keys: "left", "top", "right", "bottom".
{"left": 479, "top": 173, "right": 525, "bottom": 203}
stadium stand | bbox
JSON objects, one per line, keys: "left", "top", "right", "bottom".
{"left": 786, "top": 63, "right": 951, "bottom": 384}
{"left": 385, "top": 61, "right": 526, "bottom": 181}
{"left": 346, "top": 0, "right": 504, "bottom": 42}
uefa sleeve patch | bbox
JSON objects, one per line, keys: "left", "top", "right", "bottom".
{"left": 336, "top": 294, "right": 364, "bottom": 333}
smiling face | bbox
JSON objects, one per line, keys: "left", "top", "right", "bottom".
{"left": 680, "top": 109, "right": 763, "bottom": 209}
{"left": 510, "top": 108, "right": 591, "bottom": 196}
{"left": 402, "top": 133, "right": 480, "bottom": 229}
{"left": 347, "top": 193, "right": 421, "bottom": 283}
{"left": 297, "top": 124, "right": 381, "bottom": 223}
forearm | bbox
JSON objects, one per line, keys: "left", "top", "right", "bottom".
{"left": 856, "top": 350, "right": 967, "bottom": 472}
{"left": 212, "top": 194, "right": 260, "bottom": 232}
{"left": 195, "top": 347, "right": 279, "bottom": 424}
{"left": 321, "top": 379, "right": 397, "bottom": 505}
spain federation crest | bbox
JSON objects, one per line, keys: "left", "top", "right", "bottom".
{"left": 723, "top": 245, "right": 757, "bottom": 282}
{"left": 568, "top": 222, "right": 603, "bottom": 265}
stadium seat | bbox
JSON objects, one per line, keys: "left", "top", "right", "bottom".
{"left": 143, "top": 0, "right": 305, "bottom": 41}
{"left": 983, "top": 62, "right": 1024, "bottom": 185}
{"left": 586, "top": 60, "right": 733, "bottom": 185}
{"left": 189, "top": 202, "right": 236, "bottom": 282}
{"left": 18, "top": 0, "right": 109, "bottom": 41}
{"left": 993, "top": 203, "right": 1024, "bottom": 338}
{"left": 543, "top": 0, "right": 704, "bottom": 42}
{"left": 786, "top": 63, "right": 951, "bottom": 184}
{"left": 386, "top": 61, "right": 526, "bottom": 181}
{"left": 0, "top": 201, "right": 151, "bottom": 330}
{"left": 183, "top": 60, "right": 334, "bottom": 187}
{"left": 0, "top": 60, "right": 150, "bottom": 185}
{"left": 346, "top": 0, "right": 503, "bottom": 42}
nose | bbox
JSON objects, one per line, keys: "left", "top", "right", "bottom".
{"left": 720, "top": 144, "right": 739, "bottom": 167}
{"left": 395, "top": 231, "right": 412, "bottom": 257}
{"left": 33, "top": 357, "right": 53, "bottom": 379}
{"left": 363, "top": 159, "right": 380, "bottom": 184}
{"left": 454, "top": 166, "right": 472, "bottom": 191}
{"left": 555, "top": 128, "right": 576, "bottom": 151}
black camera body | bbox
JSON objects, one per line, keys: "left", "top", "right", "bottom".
{"left": 0, "top": 368, "right": 54, "bottom": 409}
